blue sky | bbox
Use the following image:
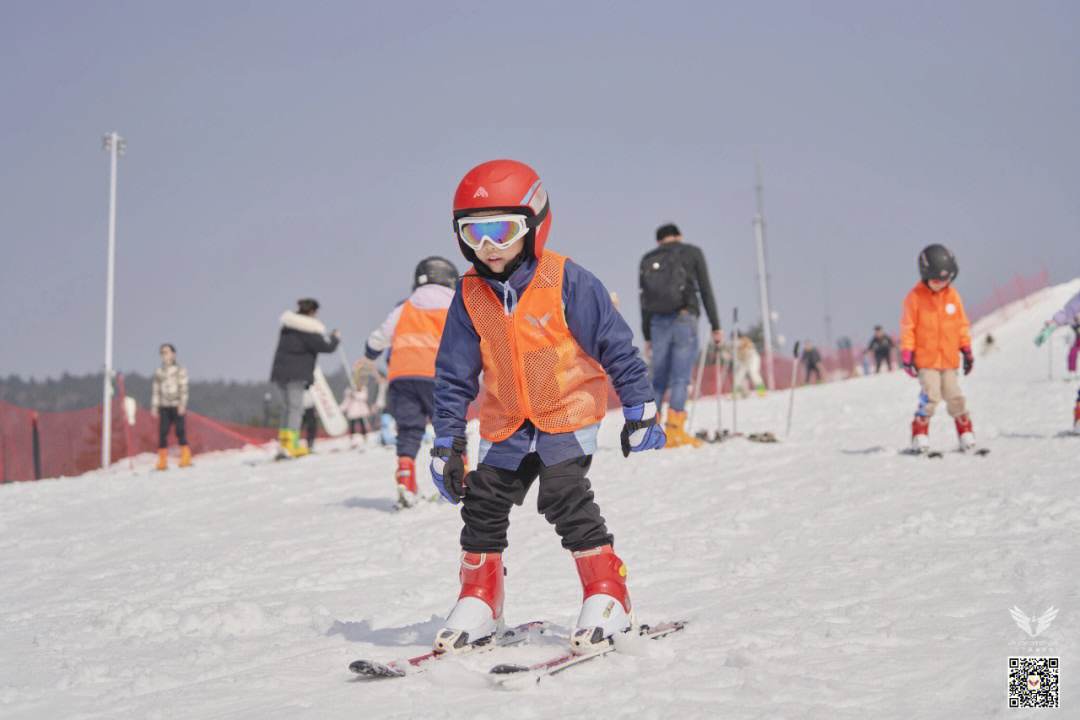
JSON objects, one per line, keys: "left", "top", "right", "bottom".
{"left": 2, "top": 0, "right": 1078, "bottom": 381}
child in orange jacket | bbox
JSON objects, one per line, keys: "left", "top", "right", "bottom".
{"left": 357, "top": 257, "right": 459, "bottom": 507}
{"left": 900, "top": 244, "right": 976, "bottom": 452}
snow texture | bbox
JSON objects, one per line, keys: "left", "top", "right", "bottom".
{"left": 2, "top": 281, "right": 1078, "bottom": 719}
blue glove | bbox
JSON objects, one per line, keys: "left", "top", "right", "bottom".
{"left": 1034, "top": 323, "right": 1056, "bottom": 347}
{"left": 620, "top": 401, "right": 666, "bottom": 457}
{"left": 379, "top": 413, "right": 396, "bottom": 446}
{"left": 430, "top": 436, "right": 468, "bottom": 504}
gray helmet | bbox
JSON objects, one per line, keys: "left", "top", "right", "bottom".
{"left": 414, "top": 256, "right": 459, "bottom": 289}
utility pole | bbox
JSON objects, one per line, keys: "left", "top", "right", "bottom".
{"left": 823, "top": 266, "right": 834, "bottom": 350}
{"left": 752, "top": 156, "right": 776, "bottom": 390}
{"left": 101, "top": 132, "right": 125, "bottom": 470}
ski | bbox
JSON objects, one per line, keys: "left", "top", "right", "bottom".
{"left": 488, "top": 620, "right": 686, "bottom": 684}
{"left": 900, "top": 447, "right": 989, "bottom": 458}
{"left": 958, "top": 447, "right": 991, "bottom": 456}
{"left": 695, "top": 430, "right": 777, "bottom": 444}
{"left": 899, "top": 448, "right": 943, "bottom": 458}
{"left": 391, "top": 493, "right": 442, "bottom": 510}
{"left": 348, "top": 620, "right": 548, "bottom": 679}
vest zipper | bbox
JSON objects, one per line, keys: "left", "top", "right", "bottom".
{"left": 505, "top": 313, "right": 534, "bottom": 423}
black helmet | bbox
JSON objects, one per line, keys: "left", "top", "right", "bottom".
{"left": 918, "top": 244, "right": 958, "bottom": 284}
{"left": 414, "top": 256, "right": 459, "bottom": 289}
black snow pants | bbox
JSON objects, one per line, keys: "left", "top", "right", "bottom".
{"left": 158, "top": 406, "right": 188, "bottom": 448}
{"left": 460, "top": 454, "right": 613, "bottom": 554}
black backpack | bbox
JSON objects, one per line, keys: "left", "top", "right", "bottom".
{"left": 639, "top": 245, "right": 692, "bottom": 314}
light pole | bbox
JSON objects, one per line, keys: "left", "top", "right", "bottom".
{"left": 752, "top": 157, "right": 776, "bottom": 390}
{"left": 102, "top": 132, "right": 125, "bottom": 470}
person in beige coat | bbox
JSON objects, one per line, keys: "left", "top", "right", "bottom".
{"left": 151, "top": 343, "right": 191, "bottom": 469}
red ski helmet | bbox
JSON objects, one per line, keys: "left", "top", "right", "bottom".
{"left": 453, "top": 159, "right": 551, "bottom": 259}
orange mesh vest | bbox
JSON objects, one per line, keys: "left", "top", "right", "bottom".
{"left": 461, "top": 252, "right": 608, "bottom": 442}
{"left": 387, "top": 300, "right": 449, "bottom": 381}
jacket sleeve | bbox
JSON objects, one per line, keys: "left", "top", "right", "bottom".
{"left": 178, "top": 366, "right": 189, "bottom": 408}
{"left": 365, "top": 302, "right": 405, "bottom": 359}
{"left": 1051, "top": 290, "right": 1080, "bottom": 327}
{"left": 638, "top": 256, "right": 652, "bottom": 342}
{"left": 301, "top": 330, "right": 339, "bottom": 354}
{"left": 900, "top": 290, "right": 917, "bottom": 352}
{"left": 151, "top": 370, "right": 161, "bottom": 411}
{"left": 689, "top": 246, "right": 721, "bottom": 332}
{"left": 433, "top": 285, "right": 482, "bottom": 439}
{"left": 563, "top": 260, "right": 654, "bottom": 407}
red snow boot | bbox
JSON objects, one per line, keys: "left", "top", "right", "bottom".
{"left": 1073, "top": 403, "right": 1080, "bottom": 434}
{"left": 434, "top": 552, "right": 505, "bottom": 653}
{"left": 911, "top": 415, "right": 930, "bottom": 453}
{"left": 954, "top": 414, "right": 975, "bottom": 451}
{"left": 395, "top": 457, "right": 417, "bottom": 506}
{"left": 571, "top": 545, "right": 632, "bottom": 653}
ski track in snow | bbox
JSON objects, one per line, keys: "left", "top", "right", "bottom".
{"left": 2, "top": 281, "right": 1079, "bottom": 719}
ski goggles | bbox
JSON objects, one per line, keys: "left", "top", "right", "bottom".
{"left": 455, "top": 214, "right": 534, "bottom": 250}
{"left": 454, "top": 202, "right": 548, "bottom": 251}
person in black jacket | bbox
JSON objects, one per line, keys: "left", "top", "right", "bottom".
{"left": 866, "top": 325, "right": 895, "bottom": 373}
{"left": 270, "top": 298, "right": 340, "bottom": 457}
{"left": 639, "top": 223, "right": 722, "bottom": 447}
{"left": 800, "top": 341, "right": 823, "bottom": 384}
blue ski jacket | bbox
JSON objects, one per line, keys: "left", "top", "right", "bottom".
{"left": 434, "top": 253, "right": 653, "bottom": 470}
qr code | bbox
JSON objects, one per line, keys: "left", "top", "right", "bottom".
{"left": 1009, "top": 657, "right": 1058, "bottom": 708}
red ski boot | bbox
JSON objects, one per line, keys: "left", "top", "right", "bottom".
{"left": 434, "top": 552, "right": 504, "bottom": 653}
{"left": 911, "top": 415, "right": 930, "bottom": 453}
{"left": 954, "top": 414, "right": 975, "bottom": 452}
{"left": 570, "top": 545, "right": 633, "bottom": 654}
{"left": 395, "top": 457, "right": 417, "bottom": 506}
{"left": 1073, "top": 403, "right": 1080, "bottom": 435}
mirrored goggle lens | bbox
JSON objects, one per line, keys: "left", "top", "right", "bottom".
{"left": 457, "top": 217, "right": 527, "bottom": 249}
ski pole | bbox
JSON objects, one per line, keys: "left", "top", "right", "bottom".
{"left": 339, "top": 346, "right": 359, "bottom": 391}
{"left": 731, "top": 307, "right": 738, "bottom": 435}
{"left": 686, "top": 332, "right": 709, "bottom": 436}
{"left": 715, "top": 343, "right": 723, "bottom": 438}
{"left": 785, "top": 340, "right": 801, "bottom": 438}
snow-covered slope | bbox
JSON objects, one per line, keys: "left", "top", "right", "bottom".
{"left": 2, "top": 281, "right": 1079, "bottom": 720}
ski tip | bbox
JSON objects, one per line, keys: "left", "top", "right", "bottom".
{"left": 638, "top": 619, "right": 689, "bottom": 636}
{"left": 490, "top": 663, "right": 530, "bottom": 675}
{"left": 348, "top": 659, "right": 404, "bottom": 679}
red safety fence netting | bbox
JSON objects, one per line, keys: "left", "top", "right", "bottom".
{"left": 0, "top": 395, "right": 278, "bottom": 483}
{"left": 966, "top": 266, "right": 1050, "bottom": 325}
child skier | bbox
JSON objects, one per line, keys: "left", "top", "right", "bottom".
{"left": 151, "top": 343, "right": 191, "bottom": 470}
{"left": 900, "top": 244, "right": 976, "bottom": 452}
{"left": 429, "top": 160, "right": 666, "bottom": 655}
{"left": 340, "top": 381, "right": 371, "bottom": 443}
{"left": 358, "top": 256, "right": 458, "bottom": 506}
{"left": 732, "top": 336, "right": 766, "bottom": 396}
{"left": 1033, "top": 286, "right": 1080, "bottom": 432}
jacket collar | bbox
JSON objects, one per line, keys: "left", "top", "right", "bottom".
{"left": 280, "top": 311, "right": 326, "bottom": 334}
